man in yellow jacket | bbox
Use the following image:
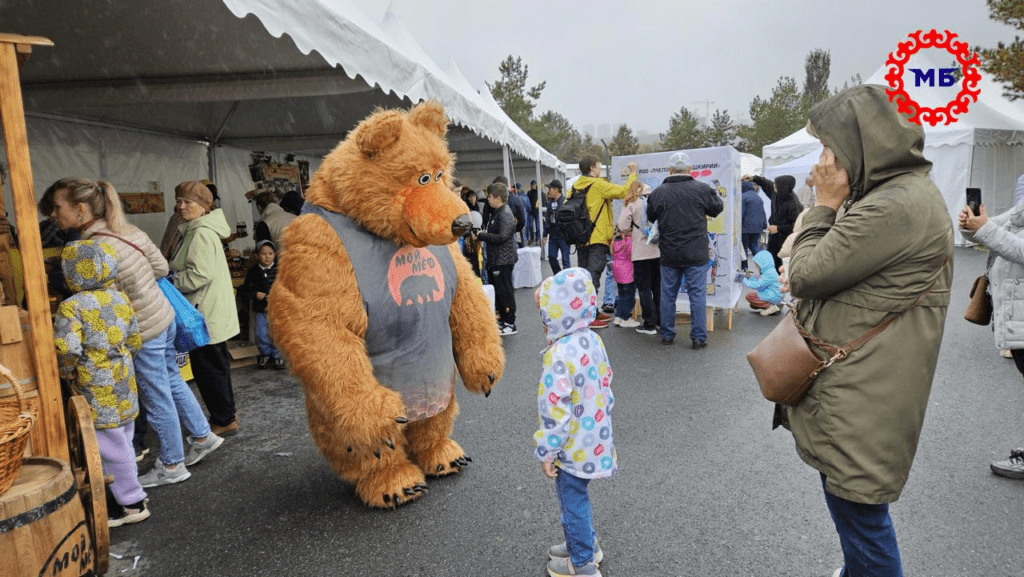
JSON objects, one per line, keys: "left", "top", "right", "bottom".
{"left": 570, "top": 155, "right": 637, "bottom": 328}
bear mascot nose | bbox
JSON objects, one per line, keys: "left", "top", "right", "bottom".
{"left": 451, "top": 214, "right": 472, "bottom": 237}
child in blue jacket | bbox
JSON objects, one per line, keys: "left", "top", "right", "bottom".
{"left": 533, "top": 267, "right": 616, "bottom": 577}
{"left": 743, "top": 250, "right": 782, "bottom": 315}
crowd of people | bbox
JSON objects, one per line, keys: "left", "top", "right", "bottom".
{"left": 24, "top": 84, "right": 1024, "bottom": 577}
{"left": 38, "top": 178, "right": 292, "bottom": 528}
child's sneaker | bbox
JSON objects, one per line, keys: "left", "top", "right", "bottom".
{"left": 184, "top": 433, "right": 224, "bottom": 466}
{"left": 108, "top": 498, "right": 150, "bottom": 527}
{"left": 760, "top": 304, "right": 781, "bottom": 316}
{"left": 547, "top": 556, "right": 601, "bottom": 577}
{"left": 274, "top": 358, "right": 286, "bottom": 370}
{"left": 257, "top": 354, "right": 270, "bottom": 370}
{"left": 138, "top": 459, "right": 191, "bottom": 488}
{"left": 548, "top": 542, "right": 604, "bottom": 564}
{"left": 500, "top": 323, "right": 518, "bottom": 336}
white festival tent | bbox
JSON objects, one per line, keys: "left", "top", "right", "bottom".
{"left": 0, "top": 0, "right": 563, "bottom": 248}
{"left": 762, "top": 51, "right": 1024, "bottom": 245}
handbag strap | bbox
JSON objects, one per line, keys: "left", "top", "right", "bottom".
{"left": 91, "top": 232, "right": 145, "bottom": 257}
{"left": 794, "top": 255, "right": 950, "bottom": 366}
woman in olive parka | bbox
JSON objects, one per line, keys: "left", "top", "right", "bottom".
{"left": 782, "top": 85, "right": 953, "bottom": 577}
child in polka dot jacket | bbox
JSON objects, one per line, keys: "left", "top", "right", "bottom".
{"left": 533, "top": 267, "right": 617, "bottom": 577}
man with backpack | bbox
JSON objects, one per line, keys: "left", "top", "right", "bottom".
{"left": 565, "top": 155, "right": 637, "bottom": 328}
{"left": 542, "top": 179, "right": 570, "bottom": 275}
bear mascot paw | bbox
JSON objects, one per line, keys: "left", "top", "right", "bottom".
{"left": 268, "top": 101, "right": 505, "bottom": 508}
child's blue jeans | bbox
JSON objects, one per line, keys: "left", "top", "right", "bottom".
{"left": 254, "top": 311, "right": 281, "bottom": 359}
{"left": 555, "top": 469, "right": 598, "bottom": 567}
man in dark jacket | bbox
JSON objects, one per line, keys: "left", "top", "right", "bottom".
{"left": 542, "top": 179, "right": 570, "bottom": 275}
{"left": 741, "top": 180, "right": 767, "bottom": 271}
{"left": 767, "top": 175, "right": 802, "bottom": 269}
{"left": 507, "top": 182, "right": 529, "bottom": 249}
{"left": 473, "top": 183, "right": 519, "bottom": 335}
{"left": 647, "top": 152, "right": 723, "bottom": 348}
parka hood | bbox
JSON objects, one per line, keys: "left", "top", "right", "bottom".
{"left": 538, "top": 267, "right": 598, "bottom": 342}
{"left": 752, "top": 250, "right": 776, "bottom": 274}
{"left": 178, "top": 208, "right": 233, "bottom": 240}
{"left": 62, "top": 239, "right": 119, "bottom": 292}
{"left": 741, "top": 181, "right": 755, "bottom": 193}
{"left": 774, "top": 175, "right": 797, "bottom": 202}
{"left": 807, "top": 84, "right": 931, "bottom": 203}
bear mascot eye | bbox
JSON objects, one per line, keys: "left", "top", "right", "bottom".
{"left": 418, "top": 173, "right": 431, "bottom": 185}
{"left": 434, "top": 170, "right": 444, "bottom": 181}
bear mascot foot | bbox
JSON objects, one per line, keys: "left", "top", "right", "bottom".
{"left": 355, "top": 460, "right": 429, "bottom": 509}
{"left": 410, "top": 436, "right": 470, "bottom": 478}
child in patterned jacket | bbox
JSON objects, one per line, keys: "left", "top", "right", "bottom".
{"left": 533, "top": 267, "right": 617, "bottom": 577}
{"left": 54, "top": 239, "right": 148, "bottom": 527}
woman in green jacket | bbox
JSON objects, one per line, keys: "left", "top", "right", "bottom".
{"left": 783, "top": 85, "right": 953, "bottom": 577}
{"left": 169, "top": 181, "right": 241, "bottom": 437}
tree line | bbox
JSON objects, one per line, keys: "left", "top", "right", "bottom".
{"left": 487, "top": 1, "right": 1021, "bottom": 161}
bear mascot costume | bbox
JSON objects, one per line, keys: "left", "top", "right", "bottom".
{"left": 268, "top": 101, "right": 505, "bottom": 508}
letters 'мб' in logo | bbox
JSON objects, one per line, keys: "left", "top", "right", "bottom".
{"left": 883, "top": 29, "right": 982, "bottom": 126}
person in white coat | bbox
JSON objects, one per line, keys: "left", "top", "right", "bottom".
{"left": 960, "top": 201, "right": 1024, "bottom": 480}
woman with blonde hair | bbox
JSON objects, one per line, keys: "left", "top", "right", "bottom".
{"left": 615, "top": 179, "right": 661, "bottom": 335}
{"left": 45, "top": 177, "right": 223, "bottom": 490}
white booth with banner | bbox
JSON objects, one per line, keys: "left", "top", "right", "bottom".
{"left": 610, "top": 146, "right": 743, "bottom": 330}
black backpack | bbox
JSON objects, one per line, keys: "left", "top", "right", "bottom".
{"left": 556, "top": 184, "right": 605, "bottom": 246}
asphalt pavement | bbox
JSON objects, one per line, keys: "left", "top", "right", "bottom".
{"left": 109, "top": 246, "right": 1023, "bottom": 577}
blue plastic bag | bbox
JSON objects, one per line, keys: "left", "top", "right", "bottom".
{"left": 157, "top": 277, "right": 210, "bottom": 353}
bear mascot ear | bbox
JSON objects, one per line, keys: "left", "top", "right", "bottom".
{"left": 408, "top": 100, "right": 448, "bottom": 138}
{"left": 356, "top": 110, "right": 404, "bottom": 157}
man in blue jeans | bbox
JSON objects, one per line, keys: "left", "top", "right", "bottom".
{"left": 646, "top": 152, "right": 723, "bottom": 348}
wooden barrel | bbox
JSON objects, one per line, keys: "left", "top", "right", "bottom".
{"left": 0, "top": 457, "right": 94, "bottom": 577}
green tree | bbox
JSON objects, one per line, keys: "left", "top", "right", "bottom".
{"left": 580, "top": 133, "right": 605, "bottom": 159}
{"left": 977, "top": 0, "right": 1024, "bottom": 100}
{"left": 803, "top": 48, "right": 832, "bottom": 109}
{"left": 703, "top": 109, "right": 737, "bottom": 147}
{"left": 486, "top": 55, "right": 547, "bottom": 127}
{"left": 740, "top": 76, "right": 805, "bottom": 156}
{"left": 835, "top": 73, "right": 864, "bottom": 95}
{"left": 608, "top": 124, "right": 640, "bottom": 156}
{"left": 660, "top": 106, "right": 705, "bottom": 151}
{"left": 531, "top": 111, "right": 584, "bottom": 162}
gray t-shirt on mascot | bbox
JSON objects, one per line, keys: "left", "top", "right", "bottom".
{"left": 302, "top": 204, "right": 458, "bottom": 421}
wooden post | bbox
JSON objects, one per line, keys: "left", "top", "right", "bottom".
{"left": 0, "top": 34, "right": 66, "bottom": 461}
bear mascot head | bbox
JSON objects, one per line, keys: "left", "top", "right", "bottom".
{"left": 269, "top": 101, "right": 505, "bottom": 508}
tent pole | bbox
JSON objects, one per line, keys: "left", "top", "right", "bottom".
{"left": 503, "top": 145, "right": 511, "bottom": 186}
{"left": 0, "top": 36, "right": 68, "bottom": 461}
{"left": 208, "top": 143, "right": 217, "bottom": 187}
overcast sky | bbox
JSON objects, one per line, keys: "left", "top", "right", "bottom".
{"left": 347, "top": 0, "right": 1016, "bottom": 140}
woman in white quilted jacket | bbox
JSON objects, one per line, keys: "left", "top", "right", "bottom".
{"left": 45, "top": 178, "right": 223, "bottom": 490}
{"left": 960, "top": 200, "right": 1024, "bottom": 481}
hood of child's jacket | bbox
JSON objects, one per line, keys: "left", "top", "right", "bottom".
{"left": 538, "top": 267, "right": 598, "bottom": 342}
{"left": 808, "top": 84, "right": 930, "bottom": 203}
{"left": 752, "top": 250, "right": 776, "bottom": 274}
{"left": 179, "top": 208, "right": 232, "bottom": 240}
{"left": 62, "top": 239, "right": 119, "bottom": 292}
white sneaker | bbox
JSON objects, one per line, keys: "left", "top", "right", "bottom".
{"left": 184, "top": 433, "right": 224, "bottom": 466}
{"left": 617, "top": 317, "right": 640, "bottom": 328}
{"left": 138, "top": 459, "right": 191, "bottom": 488}
{"left": 760, "top": 305, "right": 781, "bottom": 316}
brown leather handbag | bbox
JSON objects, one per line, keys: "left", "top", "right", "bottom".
{"left": 963, "top": 274, "right": 992, "bottom": 325}
{"left": 748, "top": 275, "right": 942, "bottom": 407}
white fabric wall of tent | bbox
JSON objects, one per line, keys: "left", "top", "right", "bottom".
{"left": 763, "top": 52, "right": 1024, "bottom": 245}
{"left": 0, "top": 0, "right": 566, "bottom": 249}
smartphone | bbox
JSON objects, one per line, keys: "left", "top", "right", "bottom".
{"left": 966, "top": 188, "right": 982, "bottom": 216}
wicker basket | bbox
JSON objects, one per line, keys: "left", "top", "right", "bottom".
{"left": 0, "top": 363, "right": 36, "bottom": 495}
